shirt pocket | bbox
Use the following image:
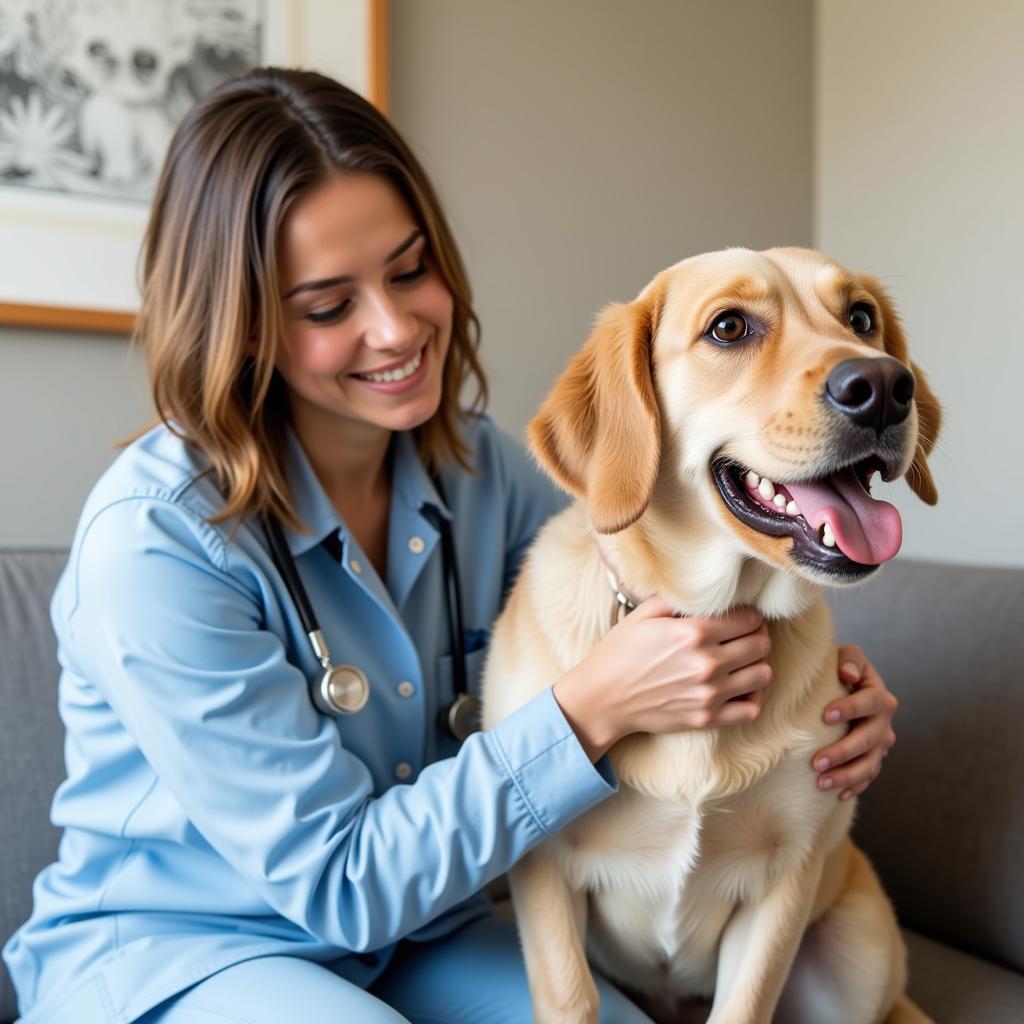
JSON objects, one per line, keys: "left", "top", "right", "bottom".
{"left": 434, "top": 643, "right": 490, "bottom": 757}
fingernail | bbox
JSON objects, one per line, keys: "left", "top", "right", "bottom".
{"left": 839, "top": 790, "right": 853, "bottom": 801}
{"left": 826, "top": 710, "right": 841, "bottom": 724}
{"left": 820, "top": 777, "right": 834, "bottom": 790}
{"left": 840, "top": 661, "right": 860, "bottom": 678}
{"left": 815, "top": 757, "right": 830, "bottom": 772}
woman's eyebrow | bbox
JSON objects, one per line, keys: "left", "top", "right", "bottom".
{"left": 283, "top": 229, "right": 424, "bottom": 299}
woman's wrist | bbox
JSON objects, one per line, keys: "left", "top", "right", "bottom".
{"left": 552, "top": 666, "right": 619, "bottom": 763}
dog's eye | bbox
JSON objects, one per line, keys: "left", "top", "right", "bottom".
{"left": 848, "top": 302, "right": 875, "bottom": 335}
{"left": 709, "top": 311, "right": 751, "bottom": 344}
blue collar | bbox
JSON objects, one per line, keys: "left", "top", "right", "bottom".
{"left": 280, "top": 423, "right": 452, "bottom": 558}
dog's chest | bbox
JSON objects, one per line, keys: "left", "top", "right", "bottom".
{"left": 556, "top": 753, "right": 844, "bottom": 996}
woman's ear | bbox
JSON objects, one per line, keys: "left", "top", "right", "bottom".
{"left": 859, "top": 274, "right": 942, "bottom": 505}
{"left": 528, "top": 285, "right": 664, "bottom": 533}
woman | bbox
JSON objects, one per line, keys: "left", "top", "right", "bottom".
{"left": 2, "top": 68, "right": 897, "bottom": 1024}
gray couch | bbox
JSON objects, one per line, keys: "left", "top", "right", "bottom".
{"left": 1, "top": 549, "right": 1022, "bottom": 1022}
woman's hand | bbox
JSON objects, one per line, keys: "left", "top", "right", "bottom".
{"left": 553, "top": 596, "right": 772, "bottom": 762}
{"left": 812, "top": 644, "right": 898, "bottom": 802}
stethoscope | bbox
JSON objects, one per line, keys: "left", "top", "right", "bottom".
{"left": 261, "top": 477, "right": 482, "bottom": 744}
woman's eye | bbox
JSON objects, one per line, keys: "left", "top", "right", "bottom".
{"left": 307, "top": 300, "right": 351, "bottom": 325}
{"left": 709, "top": 311, "right": 751, "bottom": 343}
{"left": 848, "top": 302, "right": 875, "bottom": 334}
{"left": 393, "top": 260, "right": 427, "bottom": 284}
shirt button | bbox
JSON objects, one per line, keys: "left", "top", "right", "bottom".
{"left": 397, "top": 680, "right": 415, "bottom": 698}
{"left": 408, "top": 536, "right": 425, "bottom": 554}
{"left": 349, "top": 559, "right": 362, "bottom": 575}
{"left": 394, "top": 762, "right": 413, "bottom": 780}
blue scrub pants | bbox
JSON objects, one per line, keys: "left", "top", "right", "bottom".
{"left": 135, "top": 913, "right": 655, "bottom": 1023}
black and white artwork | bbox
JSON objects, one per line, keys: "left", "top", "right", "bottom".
{"left": 0, "top": 0, "right": 263, "bottom": 202}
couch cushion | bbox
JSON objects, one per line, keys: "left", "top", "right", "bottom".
{"left": 904, "top": 928, "right": 1024, "bottom": 1022}
{"left": 0, "top": 548, "right": 70, "bottom": 1023}
{"left": 829, "top": 559, "right": 1024, "bottom": 975}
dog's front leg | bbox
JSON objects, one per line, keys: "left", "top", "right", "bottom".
{"left": 509, "top": 846, "right": 598, "bottom": 1024}
{"left": 707, "top": 852, "right": 825, "bottom": 1024}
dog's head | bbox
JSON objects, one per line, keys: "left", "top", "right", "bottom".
{"left": 63, "top": 0, "right": 192, "bottom": 104}
{"left": 529, "top": 246, "right": 941, "bottom": 588}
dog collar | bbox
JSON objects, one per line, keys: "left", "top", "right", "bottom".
{"left": 605, "top": 568, "right": 638, "bottom": 623}
{"left": 591, "top": 537, "right": 641, "bottom": 626}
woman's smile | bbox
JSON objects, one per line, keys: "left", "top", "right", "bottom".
{"left": 348, "top": 335, "right": 431, "bottom": 393}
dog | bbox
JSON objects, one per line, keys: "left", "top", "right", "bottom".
{"left": 480, "top": 246, "right": 941, "bottom": 1024}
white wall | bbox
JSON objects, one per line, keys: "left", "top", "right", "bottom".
{"left": 816, "top": 0, "right": 1024, "bottom": 566}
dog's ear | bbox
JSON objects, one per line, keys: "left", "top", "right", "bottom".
{"left": 528, "top": 286, "right": 663, "bottom": 533}
{"left": 858, "top": 274, "right": 942, "bottom": 506}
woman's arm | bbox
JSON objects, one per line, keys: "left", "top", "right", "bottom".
{"left": 67, "top": 496, "right": 616, "bottom": 954}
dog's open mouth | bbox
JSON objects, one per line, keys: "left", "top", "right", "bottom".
{"left": 711, "top": 454, "right": 903, "bottom": 578}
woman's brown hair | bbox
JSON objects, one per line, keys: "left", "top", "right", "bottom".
{"left": 119, "top": 66, "right": 488, "bottom": 542}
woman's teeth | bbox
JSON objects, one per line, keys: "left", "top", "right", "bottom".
{"left": 355, "top": 348, "right": 422, "bottom": 383}
{"left": 744, "top": 468, "right": 836, "bottom": 549}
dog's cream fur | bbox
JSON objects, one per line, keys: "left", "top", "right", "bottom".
{"left": 481, "top": 247, "right": 941, "bottom": 1024}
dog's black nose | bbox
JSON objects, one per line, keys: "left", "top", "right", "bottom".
{"left": 825, "top": 357, "right": 915, "bottom": 433}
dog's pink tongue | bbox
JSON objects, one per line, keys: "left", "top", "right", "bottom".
{"left": 785, "top": 469, "right": 903, "bottom": 565}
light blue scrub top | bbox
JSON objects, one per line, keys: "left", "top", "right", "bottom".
{"left": 2, "top": 413, "right": 618, "bottom": 1024}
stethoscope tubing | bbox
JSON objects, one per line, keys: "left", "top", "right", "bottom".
{"left": 261, "top": 474, "right": 477, "bottom": 739}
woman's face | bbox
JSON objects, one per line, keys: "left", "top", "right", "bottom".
{"left": 274, "top": 172, "right": 454, "bottom": 446}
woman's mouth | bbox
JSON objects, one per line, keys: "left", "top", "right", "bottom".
{"left": 349, "top": 342, "right": 429, "bottom": 393}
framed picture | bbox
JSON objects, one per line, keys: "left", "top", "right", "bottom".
{"left": 0, "top": 0, "right": 388, "bottom": 334}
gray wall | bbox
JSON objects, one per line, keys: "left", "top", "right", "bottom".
{"left": 0, "top": 330, "right": 152, "bottom": 547}
{"left": 9, "top": 0, "right": 1013, "bottom": 568}
{"left": 1, "top": 0, "right": 813, "bottom": 548}
{"left": 389, "top": 0, "right": 813, "bottom": 433}
{"left": 815, "top": 0, "right": 1024, "bottom": 566}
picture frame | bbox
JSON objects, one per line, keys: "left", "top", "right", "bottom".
{"left": 0, "top": 0, "right": 389, "bottom": 335}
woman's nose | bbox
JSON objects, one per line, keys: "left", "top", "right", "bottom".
{"left": 361, "top": 289, "right": 419, "bottom": 350}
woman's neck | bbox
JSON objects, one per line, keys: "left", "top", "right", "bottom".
{"left": 289, "top": 403, "right": 393, "bottom": 506}
{"left": 288, "top": 405, "right": 395, "bottom": 577}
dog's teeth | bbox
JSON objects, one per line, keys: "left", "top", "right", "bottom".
{"left": 745, "top": 470, "right": 760, "bottom": 488}
{"left": 773, "top": 494, "right": 786, "bottom": 509}
{"left": 822, "top": 523, "right": 837, "bottom": 548}
{"left": 758, "top": 478, "right": 776, "bottom": 501}
{"left": 786, "top": 500, "right": 801, "bottom": 517}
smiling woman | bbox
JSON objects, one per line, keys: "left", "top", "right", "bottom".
{"left": 127, "top": 68, "right": 488, "bottom": 551}
{"left": 274, "top": 174, "right": 454, "bottom": 452}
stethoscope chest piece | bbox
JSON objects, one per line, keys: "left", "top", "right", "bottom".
{"left": 314, "top": 663, "right": 371, "bottom": 716}
{"left": 443, "top": 692, "right": 482, "bottom": 743}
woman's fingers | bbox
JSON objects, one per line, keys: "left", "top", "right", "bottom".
{"left": 823, "top": 682, "right": 896, "bottom": 725}
{"left": 720, "top": 661, "right": 772, "bottom": 703}
{"left": 701, "top": 606, "right": 764, "bottom": 643}
{"left": 814, "top": 715, "right": 895, "bottom": 784}
{"left": 712, "top": 697, "right": 762, "bottom": 726}
{"left": 719, "top": 623, "right": 771, "bottom": 673}
{"left": 817, "top": 749, "right": 884, "bottom": 798}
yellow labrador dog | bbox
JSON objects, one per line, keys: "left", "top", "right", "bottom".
{"left": 481, "top": 247, "right": 941, "bottom": 1024}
